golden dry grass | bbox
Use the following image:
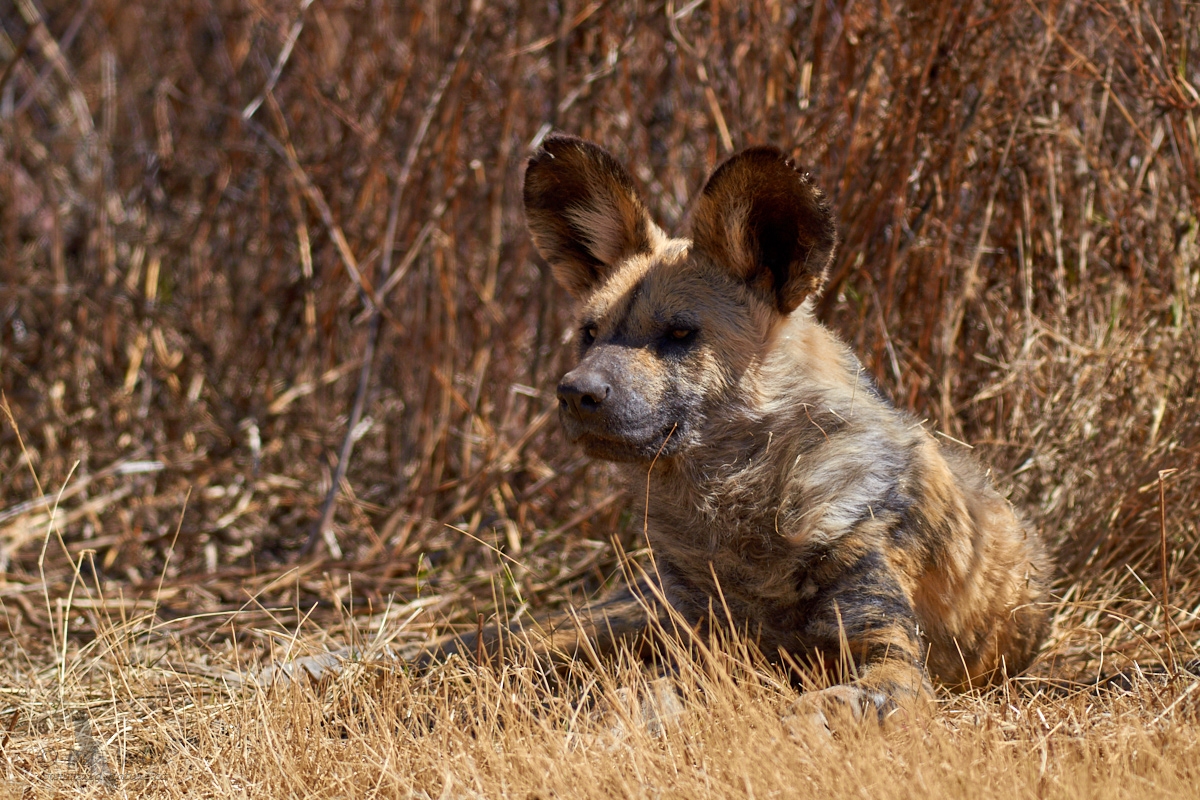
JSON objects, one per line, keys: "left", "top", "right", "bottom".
{"left": 2, "top": 0, "right": 1199, "bottom": 796}
{"left": 1, "top": 589, "right": 1199, "bottom": 799}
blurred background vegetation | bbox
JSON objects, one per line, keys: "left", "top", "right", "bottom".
{"left": 1, "top": 0, "right": 1197, "bottom": 673}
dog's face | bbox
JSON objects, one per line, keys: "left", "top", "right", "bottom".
{"left": 523, "top": 136, "right": 837, "bottom": 463}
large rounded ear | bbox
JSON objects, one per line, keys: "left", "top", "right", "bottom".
{"left": 523, "top": 135, "right": 661, "bottom": 299}
{"left": 690, "top": 147, "right": 837, "bottom": 314}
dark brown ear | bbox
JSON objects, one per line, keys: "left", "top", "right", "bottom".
{"left": 523, "top": 135, "right": 660, "bottom": 299}
{"left": 690, "top": 146, "right": 837, "bottom": 314}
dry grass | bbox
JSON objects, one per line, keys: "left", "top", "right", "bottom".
{"left": 1, "top": 0, "right": 1199, "bottom": 796}
{"left": 1, "top": 600, "right": 1199, "bottom": 798}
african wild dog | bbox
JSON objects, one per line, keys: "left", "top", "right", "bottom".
{"left": 447, "top": 135, "right": 1051, "bottom": 721}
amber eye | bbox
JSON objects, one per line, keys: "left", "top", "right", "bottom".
{"left": 668, "top": 328, "right": 695, "bottom": 340}
{"left": 580, "top": 324, "right": 598, "bottom": 345}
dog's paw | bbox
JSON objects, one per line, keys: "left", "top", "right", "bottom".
{"left": 255, "top": 647, "right": 355, "bottom": 685}
{"left": 599, "top": 676, "right": 686, "bottom": 741}
{"left": 256, "top": 645, "right": 406, "bottom": 685}
{"left": 780, "top": 685, "right": 898, "bottom": 739}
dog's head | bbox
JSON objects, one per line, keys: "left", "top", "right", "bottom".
{"left": 524, "top": 135, "right": 837, "bottom": 463}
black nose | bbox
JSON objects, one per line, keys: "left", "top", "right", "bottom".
{"left": 557, "top": 369, "right": 611, "bottom": 420}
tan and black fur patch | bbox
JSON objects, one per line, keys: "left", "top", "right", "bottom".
{"left": 435, "top": 135, "right": 1051, "bottom": 722}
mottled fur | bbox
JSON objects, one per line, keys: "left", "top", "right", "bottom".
{"left": 440, "top": 135, "right": 1051, "bottom": 720}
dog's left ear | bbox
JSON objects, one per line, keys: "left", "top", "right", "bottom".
{"left": 690, "top": 147, "right": 837, "bottom": 314}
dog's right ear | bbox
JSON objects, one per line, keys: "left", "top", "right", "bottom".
{"left": 524, "top": 135, "right": 661, "bottom": 299}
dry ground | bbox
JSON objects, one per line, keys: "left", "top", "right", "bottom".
{"left": 2, "top": 0, "right": 1200, "bottom": 796}
{"left": 0, "top": 590, "right": 1198, "bottom": 798}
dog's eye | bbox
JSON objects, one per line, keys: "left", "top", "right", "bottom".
{"left": 580, "top": 324, "right": 598, "bottom": 345}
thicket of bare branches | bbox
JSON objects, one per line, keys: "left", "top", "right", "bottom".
{"left": 1, "top": 0, "right": 1198, "bottom": 711}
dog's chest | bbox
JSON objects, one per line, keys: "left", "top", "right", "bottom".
{"left": 642, "top": 475, "right": 813, "bottom": 629}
